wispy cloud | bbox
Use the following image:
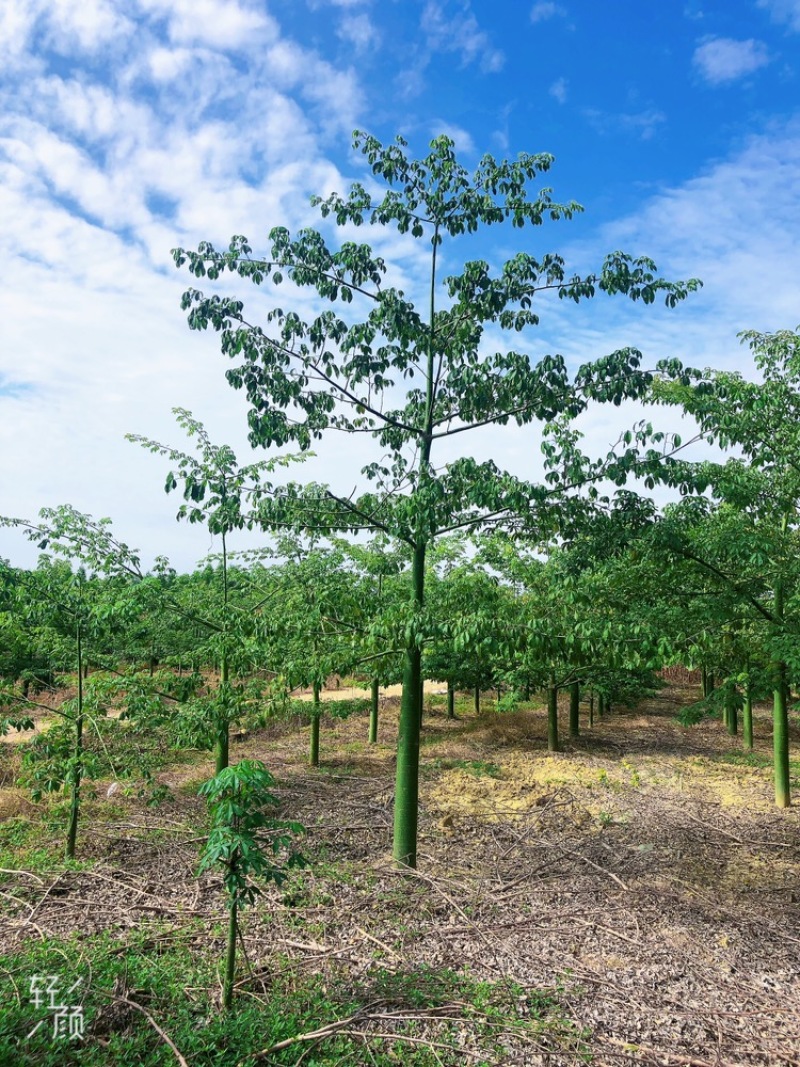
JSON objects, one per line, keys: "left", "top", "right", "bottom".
{"left": 584, "top": 107, "right": 666, "bottom": 140}
{"left": 420, "top": 1, "right": 504, "bottom": 73}
{"left": 530, "top": 2, "right": 567, "bottom": 23}
{"left": 549, "top": 77, "right": 567, "bottom": 103}
{"left": 693, "top": 36, "right": 770, "bottom": 85}
{"left": 757, "top": 0, "right": 800, "bottom": 32}
{"left": 336, "top": 13, "right": 381, "bottom": 52}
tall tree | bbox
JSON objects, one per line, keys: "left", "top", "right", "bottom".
{"left": 173, "top": 131, "right": 700, "bottom": 866}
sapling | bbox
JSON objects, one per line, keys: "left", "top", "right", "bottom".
{"left": 197, "top": 759, "right": 303, "bottom": 1010}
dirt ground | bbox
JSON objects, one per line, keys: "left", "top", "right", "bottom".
{"left": 1, "top": 683, "right": 799, "bottom": 1065}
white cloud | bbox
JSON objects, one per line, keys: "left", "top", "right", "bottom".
{"left": 530, "top": 2, "right": 567, "bottom": 23}
{"left": 337, "top": 13, "right": 381, "bottom": 52}
{"left": 693, "top": 37, "right": 770, "bottom": 85}
{"left": 757, "top": 0, "right": 800, "bottom": 32}
{"left": 420, "top": 1, "right": 504, "bottom": 73}
{"left": 0, "top": 0, "right": 134, "bottom": 62}
{"left": 584, "top": 107, "right": 666, "bottom": 140}
{"left": 586, "top": 120, "right": 800, "bottom": 344}
{"left": 549, "top": 77, "right": 567, "bottom": 103}
{"left": 135, "top": 0, "right": 278, "bottom": 50}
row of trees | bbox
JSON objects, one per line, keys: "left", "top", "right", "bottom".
{"left": 2, "top": 131, "right": 797, "bottom": 899}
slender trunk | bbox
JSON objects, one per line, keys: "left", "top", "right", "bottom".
{"left": 589, "top": 692, "right": 594, "bottom": 728}
{"left": 569, "top": 681, "right": 580, "bottom": 739}
{"left": 773, "top": 550, "right": 791, "bottom": 807}
{"left": 447, "top": 681, "right": 455, "bottom": 720}
{"left": 598, "top": 693, "right": 606, "bottom": 718}
{"left": 725, "top": 684, "right": 738, "bottom": 737}
{"left": 774, "top": 662, "right": 790, "bottom": 807}
{"left": 393, "top": 543, "right": 425, "bottom": 868}
{"left": 547, "top": 682, "right": 559, "bottom": 753}
{"left": 223, "top": 881, "right": 238, "bottom": 1011}
{"left": 743, "top": 681, "right": 754, "bottom": 751}
{"left": 369, "top": 677, "right": 379, "bottom": 744}
{"left": 310, "top": 682, "right": 321, "bottom": 767}
{"left": 474, "top": 686, "right": 480, "bottom": 714}
{"left": 66, "top": 619, "right": 83, "bottom": 859}
{"left": 702, "top": 666, "right": 709, "bottom": 699}
{"left": 215, "top": 530, "right": 231, "bottom": 774}
{"left": 392, "top": 221, "right": 437, "bottom": 870}
{"left": 707, "top": 672, "right": 716, "bottom": 694}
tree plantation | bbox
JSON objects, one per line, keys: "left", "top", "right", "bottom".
{"left": 0, "top": 135, "right": 797, "bottom": 1067}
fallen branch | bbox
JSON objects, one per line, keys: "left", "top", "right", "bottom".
{"left": 245, "top": 1001, "right": 386, "bottom": 1063}
{"left": 107, "top": 994, "right": 189, "bottom": 1067}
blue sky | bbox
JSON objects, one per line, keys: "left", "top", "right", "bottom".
{"left": 1, "top": 0, "right": 799, "bottom": 569}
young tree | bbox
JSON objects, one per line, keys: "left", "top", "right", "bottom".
{"left": 652, "top": 328, "right": 800, "bottom": 806}
{"left": 127, "top": 409, "right": 303, "bottom": 772}
{"left": 173, "top": 131, "right": 700, "bottom": 866}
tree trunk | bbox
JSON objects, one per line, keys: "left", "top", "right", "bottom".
{"left": 702, "top": 666, "right": 709, "bottom": 698}
{"left": 474, "top": 686, "right": 480, "bottom": 714}
{"left": 216, "top": 531, "right": 231, "bottom": 775}
{"left": 773, "top": 557, "right": 790, "bottom": 807}
{"left": 774, "top": 662, "right": 790, "bottom": 807}
{"left": 393, "top": 543, "right": 425, "bottom": 868}
{"left": 310, "top": 682, "right": 321, "bottom": 767}
{"left": 569, "top": 681, "right": 580, "bottom": 739}
{"left": 743, "top": 682, "right": 754, "bottom": 751}
{"left": 547, "top": 683, "right": 559, "bottom": 753}
{"left": 598, "top": 693, "right": 606, "bottom": 717}
{"left": 725, "top": 684, "right": 738, "bottom": 737}
{"left": 589, "top": 692, "right": 594, "bottom": 728}
{"left": 447, "top": 681, "right": 455, "bottom": 720}
{"left": 223, "top": 886, "right": 238, "bottom": 1011}
{"left": 66, "top": 621, "right": 84, "bottom": 859}
{"left": 369, "top": 677, "right": 379, "bottom": 743}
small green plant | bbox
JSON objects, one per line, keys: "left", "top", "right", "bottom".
{"left": 496, "top": 691, "right": 522, "bottom": 713}
{"left": 197, "top": 759, "right": 304, "bottom": 1010}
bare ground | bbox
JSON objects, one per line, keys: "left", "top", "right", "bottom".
{"left": 1, "top": 683, "right": 799, "bottom": 1066}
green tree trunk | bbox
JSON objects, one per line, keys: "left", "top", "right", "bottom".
{"left": 773, "top": 662, "right": 790, "bottom": 808}
{"left": 369, "top": 677, "right": 379, "bottom": 743}
{"left": 725, "top": 684, "right": 738, "bottom": 737}
{"left": 701, "top": 666, "right": 709, "bottom": 698}
{"left": 393, "top": 543, "right": 425, "bottom": 868}
{"left": 569, "top": 681, "right": 580, "bottom": 739}
{"left": 215, "top": 658, "right": 230, "bottom": 775}
{"left": 223, "top": 887, "right": 238, "bottom": 1011}
{"left": 598, "top": 693, "right": 606, "bottom": 717}
{"left": 66, "top": 621, "right": 84, "bottom": 860}
{"left": 743, "top": 682, "right": 754, "bottom": 751}
{"left": 310, "top": 682, "right": 321, "bottom": 767}
{"left": 447, "top": 681, "right": 455, "bottom": 719}
{"left": 773, "top": 558, "right": 790, "bottom": 808}
{"left": 474, "top": 686, "right": 480, "bottom": 714}
{"left": 215, "top": 530, "right": 231, "bottom": 775}
{"left": 547, "top": 683, "right": 559, "bottom": 753}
